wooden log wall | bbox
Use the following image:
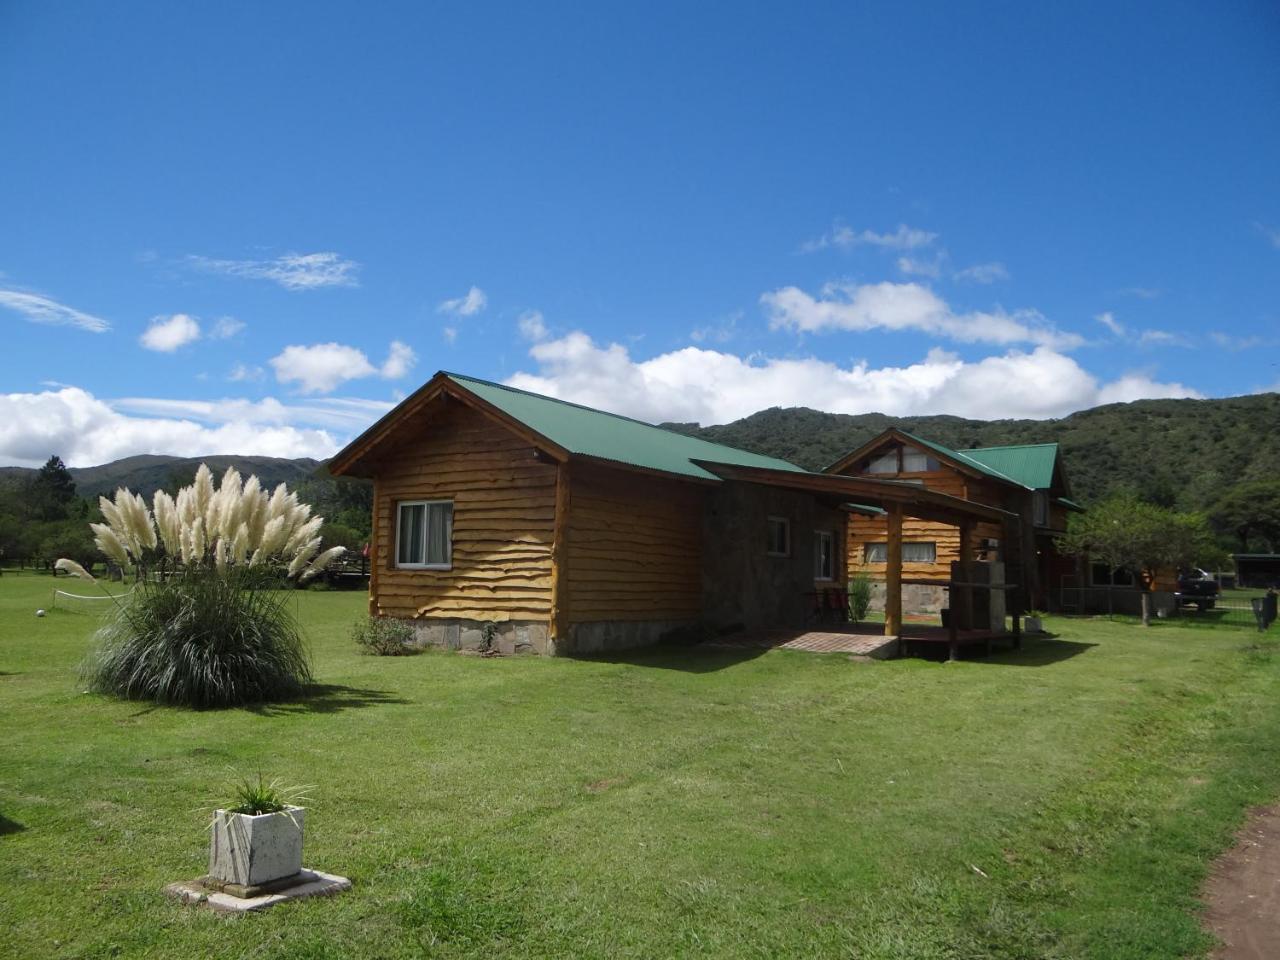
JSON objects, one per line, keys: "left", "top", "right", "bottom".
{"left": 565, "top": 462, "right": 705, "bottom": 622}
{"left": 369, "top": 398, "right": 557, "bottom": 622}
{"left": 845, "top": 469, "right": 987, "bottom": 580}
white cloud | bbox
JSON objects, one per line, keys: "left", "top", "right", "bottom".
{"left": 762, "top": 280, "right": 1083, "bottom": 349}
{"left": 380, "top": 340, "right": 416, "bottom": 379}
{"left": 0, "top": 387, "right": 357, "bottom": 467}
{"left": 504, "top": 331, "right": 1201, "bottom": 425}
{"left": 211, "top": 316, "right": 245, "bottom": 339}
{"left": 437, "top": 286, "right": 487, "bottom": 317}
{"left": 1211, "top": 331, "right": 1279, "bottom": 351}
{"left": 1096, "top": 312, "right": 1190, "bottom": 348}
{"left": 1254, "top": 222, "right": 1280, "bottom": 249}
{"left": 139, "top": 313, "right": 201, "bottom": 352}
{"left": 518, "top": 310, "right": 548, "bottom": 342}
{"left": 1096, "top": 374, "right": 1203, "bottom": 405}
{"left": 1095, "top": 311, "right": 1126, "bottom": 336}
{"left": 896, "top": 256, "right": 944, "bottom": 279}
{"left": 802, "top": 223, "right": 938, "bottom": 253}
{"left": 0, "top": 289, "right": 110, "bottom": 332}
{"left": 954, "top": 262, "right": 1009, "bottom": 284}
{"left": 1136, "top": 329, "right": 1191, "bottom": 348}
{"left": 188, "top": 252, "right": 360, "bottom": 290}
{"left": 442, "top": 326, "right": 458, "bottom": 344}
{"left": 269, "top": 341, "right": 415, "bottom": 394}
{"left": 228, "top": 363, "right": 265, "bottom": 382}
{"left": 1118, "top": 286, "right": 1161, "bottom": 299}
{"left": 690, "top": 311, "right": 741, "bottom": 345}
{"left": 112, "top": 394, "right": 392, "bottom": 432}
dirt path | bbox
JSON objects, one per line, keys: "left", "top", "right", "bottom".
{"left": 1203, "top": 805, "right": 1280, "bottom": 959}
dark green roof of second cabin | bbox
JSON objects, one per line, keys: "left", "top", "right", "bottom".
{"left": 446, "top": 373, "right": 808, "bottom": 482}
{"left": 891, "top": 431, "right": 1029, "bottom": 489}
{"left": 961, "top": 443, "right": 1060, "bottom": 491}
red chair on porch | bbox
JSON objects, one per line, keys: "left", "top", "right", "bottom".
{"left": 824, "top": 588, "right": 850, "bottom": 623}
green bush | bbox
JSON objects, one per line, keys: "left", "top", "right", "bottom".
{"left": 80, "top": 566, "right": 312, "bottom": 707}
{"left": 351, "top": 615, "right": 418, "bottom": 656}
{"left": 848, "top": 573, "right": 873, "bottom": 623}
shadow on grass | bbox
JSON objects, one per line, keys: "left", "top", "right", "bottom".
{"left": 974, "top": 636, "right": 1097, "bottom": 667}
{"left": 571, "top": 643, "right": 772, "bottom": 674}
{"left": 0, "top": 814, "right": 25, "bottom": 836}
{"left": 246, "top": 683, "right": 412, "bottom": 716}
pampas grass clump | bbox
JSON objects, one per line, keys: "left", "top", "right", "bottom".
{"left": 70, "top": 464, "right": 345, "bottom": 708}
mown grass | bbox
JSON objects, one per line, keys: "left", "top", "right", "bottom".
{"left": 3, "top": 572, "right": 1280, "bottom": 958}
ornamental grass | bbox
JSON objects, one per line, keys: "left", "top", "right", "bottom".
{"left": 69, "top": 464, "right": 345, "bottom": 708}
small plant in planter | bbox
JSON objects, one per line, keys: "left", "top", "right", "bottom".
{"left": 209, "top": 775, "right": 312, "bottom": 893}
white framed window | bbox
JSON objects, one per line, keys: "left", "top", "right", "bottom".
{"left": 396, "top": 500, "right": 454, "bottom": 569}
{"left": 814, "top": 530, "right": 835, "bottom": 581}
{"left": 904, "top": 542, "right": 937, "bottom": 563}
{"left": 767, "top": 516, "right": 791, "bottom": 557}
{"left": 866, "top": 450, "right": 898, "bottom": 474}
{"left": 901, "top": 445, "right": 940, "bottom": 473}
{"left": 863, "top": 541, "right": 937, "bottom": 563}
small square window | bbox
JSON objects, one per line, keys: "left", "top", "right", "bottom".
{"left": 767, "top": 516, "right": 791, "bottom": 557}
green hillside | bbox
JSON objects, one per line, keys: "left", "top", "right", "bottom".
{"left": 0, "top": 454, "right": 322, "bottom": 499}
{"left": 662, "top": 392, "right": 1280, "bottom": 511}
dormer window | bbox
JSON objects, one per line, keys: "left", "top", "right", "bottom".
{"left": 866, "top": 451, "right": 898, "bottom": 474}
{"left": 900, "top": 445, "right": 939, "bottom": 472}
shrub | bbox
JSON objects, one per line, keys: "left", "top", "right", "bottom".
{"left": 848, "top": 573, "right": 873, "bottom": 623}
{"left": 72, "top": 464, "right": 346, "bottom": 707}
{"left": 352, "top": 615, "right": 417, "bottom": 656}
{"left": 82, "top": 566, "right": 313, "bottom": 707}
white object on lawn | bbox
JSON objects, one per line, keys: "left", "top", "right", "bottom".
{"left": 35, "top": 609, "right": 45, "bottom": 618}
{"left": 210, "top": 807, "right": 305, "bottom": 887}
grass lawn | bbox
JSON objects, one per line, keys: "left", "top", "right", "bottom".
{"left": 4, "top": 574, "right": 1280, "bottom": 959}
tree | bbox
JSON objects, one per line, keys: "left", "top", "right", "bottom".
{"left": 1057, "top": 494, "right": 1218, "bottom": 626}
{"left": 32, "top": 455, "right": 78, "bottom": 521}
{"left": 1209, "top": 480, "right": 1280, "bottom": 553}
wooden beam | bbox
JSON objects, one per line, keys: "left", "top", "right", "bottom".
{"left": 548, "top": 460, "right": 572, "bottom": 649}
{"left": 885, "top": 502, "right": 902, "bottom": 638}
{"left": 368, "top": 478, "right": 380, "bottom": 617}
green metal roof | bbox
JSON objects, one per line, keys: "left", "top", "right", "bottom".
{"left": 446, "top": 373, "right": 808, "bottom": 482}
{"left": 894, "top": 431, "right": 1031, "bottom": 489}
{"left": 962, "top": 443, "right": 1060, "bottom": 490}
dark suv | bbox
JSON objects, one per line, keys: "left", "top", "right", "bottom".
{"left": 1176, "top": 569, "right": 1219, "bottom": 611}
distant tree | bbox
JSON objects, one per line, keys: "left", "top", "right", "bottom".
{"left": 1057, "top": 494, "right": 1218, "bottom": 626}
{"left": 32, "top": 455, "right": 78, "bottom": 521}
{"left": 1209, "top": 480, "right": 1280, "bottom": 553}
{"left": 37, "top": 521, "right": 98, "bottom": 572}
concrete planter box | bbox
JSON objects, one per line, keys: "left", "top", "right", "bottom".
{"left": 1024, "top": 616, "right": 1043, "bottom": 633}
{"left": 209, "top": 807, "right": 304, "bottom": 888}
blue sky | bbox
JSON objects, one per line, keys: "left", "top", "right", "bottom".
{"left": 1, "top": 1, "right": 1277, "bottom": 465}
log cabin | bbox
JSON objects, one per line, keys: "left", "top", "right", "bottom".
{"left": 826, "top": 428, "right": 1082, "bottom": 613}
{"left": 329, "top": 372, "right": 1015, "bottom": 654}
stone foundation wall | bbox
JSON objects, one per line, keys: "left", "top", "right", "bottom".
{"left": 562, "top": 619, "right": 698, "bottom": 655}
{"left": 405, "top": 618, "right": 551, "bottom": 655}
{"left": 866, "top": 582, "right": 949, "bottom": 615}
{"left": 399, "top": 617, "right": 695, "bottom": 656}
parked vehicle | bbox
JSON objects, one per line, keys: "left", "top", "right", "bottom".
{"left": 1175, "top": 569, "right": 1219, "bottom": 611}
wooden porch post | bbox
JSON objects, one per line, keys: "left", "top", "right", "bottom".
{"left": 885, "top": 502, "right": 902, "bottom": 638}
{"left": 549, "top": 461, "right": 571, "bottom": 651}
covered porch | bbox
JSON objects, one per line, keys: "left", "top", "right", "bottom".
{"left": 695, "top": 460, "right": 1025, "bottom": 658}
